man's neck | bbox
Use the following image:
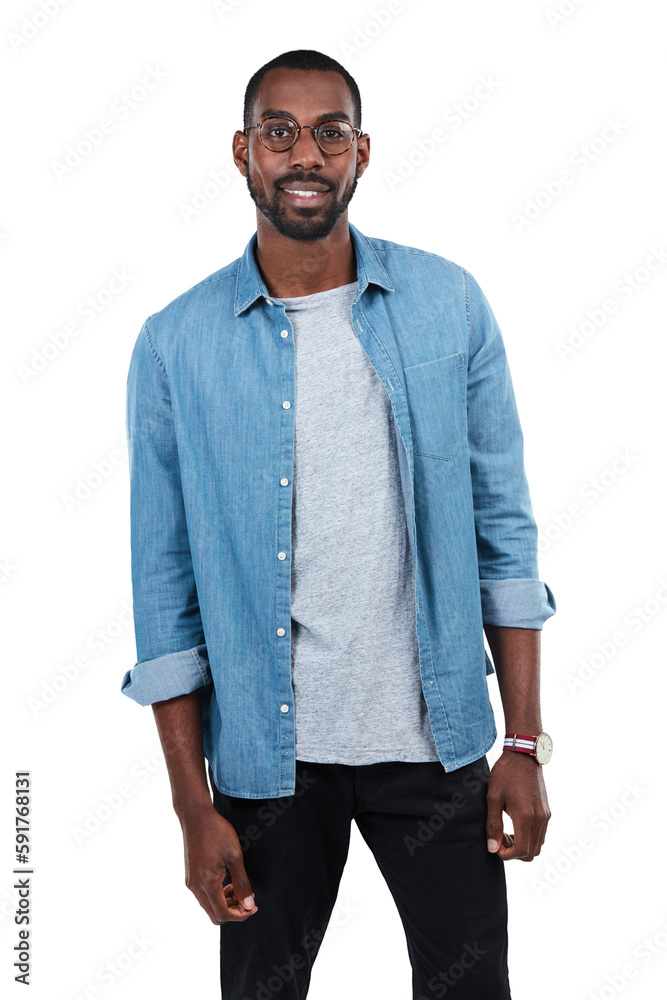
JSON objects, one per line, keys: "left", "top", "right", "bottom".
{"left": 253, "top": 216, "right": 357, "bottom": 298}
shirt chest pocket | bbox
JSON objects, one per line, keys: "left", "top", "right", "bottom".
{"left": 402, "top": 351, "right": 467, "bottom": 461}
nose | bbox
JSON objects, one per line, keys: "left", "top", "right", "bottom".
{"left": 287, "top": 126, "right": 325, "bottom": 169}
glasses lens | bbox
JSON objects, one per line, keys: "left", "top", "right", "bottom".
{"left": 259, "top": 118, "right": 355, "bottom": 153}
{"left": 316, "top": 120, "right": 355, "bottom": 152}
{"left": 260, "top": 117, "right": 297, "bottom": 150}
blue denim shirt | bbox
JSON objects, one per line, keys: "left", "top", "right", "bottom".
{"left": 120, "top": 222, "right": 556, "bottom": 798}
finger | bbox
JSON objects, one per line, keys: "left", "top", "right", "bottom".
{"left": 533, "top": 811, "right": 551, "bottom": 857}
{"left": 205, "top": 873, "right": 258, "bottom": 924}
{"left": 189, "top": 864, "right": 230, "bottom": 924}
{"left": 495, "top": 830, "right": 519, "bottom": 861}
{"left": 528, "top": 815, "right": 544, "bottom": 859}
{"left": 227, "top": 855, "right": 256, "bottom": 912}
{"left": 485, "top": 794, "right": 506, "bottom": 853}
{"left": 497, "top": 817, "right": 532, "bottom": 861}
{"left": 527, "top": 804, "right": 552, "bottom": 859}
{"left": 187, "top": 879, "right": 225, "bottom": 925}
{"left": 198, "top": 881, "right": 257, "bottom": 925}
{"left": 525, "top": 819, "right": 541, "bottom": 861}
{"left": 190, "top": 863, "right": 254, "bottom": 925}
{"left": 203, "top": 869, "right": 232, "bottom": 924}
{"left": 207, "top": 883, "right": 257, "bottom": 923}
{"left": 223, "top": 882, "right": 258, "bottom": 911}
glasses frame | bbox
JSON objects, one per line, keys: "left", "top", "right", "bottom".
{"left": 243, "top": 116, "right": 363, "bottom": 155}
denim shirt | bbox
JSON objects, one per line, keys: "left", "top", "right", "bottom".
{"left": 120, "top": 222, "right": 556, "bottom": 798}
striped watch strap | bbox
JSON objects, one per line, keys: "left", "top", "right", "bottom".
{"left": 503, "top": 733, "right": 537, "bottom": 754}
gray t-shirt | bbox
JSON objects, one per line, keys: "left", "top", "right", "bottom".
{"left": 273, "top": 279, "right": 440, "bottom": 765}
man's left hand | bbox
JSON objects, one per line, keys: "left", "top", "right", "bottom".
{"left": 485, "top": 750, "right": 551, "bottom": 861}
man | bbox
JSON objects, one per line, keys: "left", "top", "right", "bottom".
{"left": 121, "top": 48, "right": 556, "bottom": 999}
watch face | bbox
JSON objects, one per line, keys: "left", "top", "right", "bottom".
{"left": 535, "top": 732, "right": 553, "bottom": 765}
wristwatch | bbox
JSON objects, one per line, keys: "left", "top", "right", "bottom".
{"left": 503, "top": 732, "right": 553, "bottom": 765}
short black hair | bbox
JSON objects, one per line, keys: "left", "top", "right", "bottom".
{"left": 243, "top": 49, "right": 362, "bottom": 131}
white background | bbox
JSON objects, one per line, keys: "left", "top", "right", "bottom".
{"left": 2, "top": 1, "right": 666, "bottom": 998}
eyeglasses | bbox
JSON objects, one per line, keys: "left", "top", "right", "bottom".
{"left": 243, "top": 116, "right": 362, "bottom": 155}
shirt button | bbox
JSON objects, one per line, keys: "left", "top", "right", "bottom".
{"left": 278, "top": 551, "right": 286, "bottom": 560}
{"left": 282, "top": 400, "right": 291, "bottom": 409}
{"left": 280, "top": 704, "right": 289, "bottom": 713}
{"left": 277, "top": 627, "right": 286, "bottom": 636}
{"left": 280, "top": 329, "right": 289, "bottom": 338}
{"left": 280, "top": 477, "right": 289, "bottom": 486}
{"left": 266, "top": 299, "right": 274, "bottom": 305}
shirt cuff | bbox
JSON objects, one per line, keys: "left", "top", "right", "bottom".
{"left": 479, "top": 579, "right": 557, "bottom": 629}
{"left": 120, "top": 644, "right": 212, "bottom": 707}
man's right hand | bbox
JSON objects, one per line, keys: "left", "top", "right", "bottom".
{"left": 150, "top": 690, "right": 257, "bottom": 925}
{"left": 178, "top": 803, "right": 258, "bottom": 924}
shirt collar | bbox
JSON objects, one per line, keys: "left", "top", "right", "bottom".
{"left": 233, "top": 221, "right": 394, "bottom": 316}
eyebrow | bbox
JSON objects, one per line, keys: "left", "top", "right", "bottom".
{"left": 258, "top": 108, "right": 352, "bottom": 123}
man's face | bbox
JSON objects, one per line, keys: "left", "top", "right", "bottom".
{"left": 236, "top": 67, "right": 369, "bottom": 241}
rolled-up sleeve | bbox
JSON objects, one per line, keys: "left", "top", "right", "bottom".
{"left": 478, "top": 579, "right": 556, "bottom": 629}
{"left": 464, "top": 268, "right": 556, "bottom": 630}
{"left": 121, "top": 318, "right": 212, "bottom": 706}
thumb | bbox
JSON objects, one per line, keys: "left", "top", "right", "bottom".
{"left": 486, "top": 801, "right": 504, "bottom": 853}
{"left": 227, "top": 855, "right": 256, "bottom": 911}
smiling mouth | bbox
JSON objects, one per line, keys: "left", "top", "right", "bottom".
{"left": 280, "top": 188, "right": 331, "bottom": 205}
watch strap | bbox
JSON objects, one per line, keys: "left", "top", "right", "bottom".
{"left": 503, "top": 733, "right": 538, "bottom": 755}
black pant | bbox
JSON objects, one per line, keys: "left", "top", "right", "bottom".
{"left": 209, "top": 755, "right": 511, "bottom": 999}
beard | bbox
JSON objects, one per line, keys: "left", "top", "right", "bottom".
{"left": 246, "top": 155, "right": 359, "bottom": 241}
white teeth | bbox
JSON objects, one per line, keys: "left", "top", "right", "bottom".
{"left": 283, "top": 189, "right": 323, "bottom": 197}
